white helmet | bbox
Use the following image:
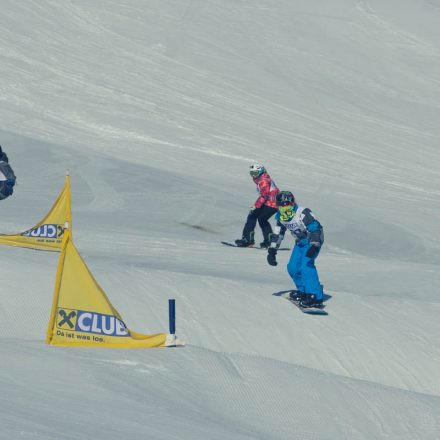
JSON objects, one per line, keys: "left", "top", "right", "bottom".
{"left": 249, "top": 163, "right": 266, "bottom": 178}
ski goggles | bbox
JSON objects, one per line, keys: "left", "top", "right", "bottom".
{"left": 249, "top": 169, "right": 263, "bottom": 178}
{"left": 277, "top": 199, "right": 292, "bottom": 206}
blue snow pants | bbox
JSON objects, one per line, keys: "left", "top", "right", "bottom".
{"left": 287, "top": 239, "right": 323, "bottom": 300}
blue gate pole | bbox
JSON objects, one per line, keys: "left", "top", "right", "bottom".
{"left": 168, "top": 299, "right": 176, "bottom": 335}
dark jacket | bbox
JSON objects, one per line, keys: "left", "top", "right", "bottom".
{"left": 0, "top": 147, "right": 16, "bottom": 200}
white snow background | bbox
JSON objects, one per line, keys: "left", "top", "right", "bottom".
{"left": 1, "top": 1, "right": 440, "bottom": 439}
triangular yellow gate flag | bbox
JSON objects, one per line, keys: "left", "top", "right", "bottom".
{"left": 0, "top": 174, "right": 71, "bottom": 251}
{"left": 46, "top": 231, "right": 177, "bottom": 348}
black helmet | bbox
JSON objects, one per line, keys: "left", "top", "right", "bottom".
{"left": 276, "top": 191, "right": 295, "bottom": 206}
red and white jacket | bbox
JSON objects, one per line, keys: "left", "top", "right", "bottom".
{"left": 253, "top": 172, "right": 279, "bottom": 209}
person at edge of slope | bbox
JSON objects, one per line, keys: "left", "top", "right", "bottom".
{"left": 235, "top": 164, "right": 280, "bottom": 248}
{"left": 266, "top": 190, "right": 324, "bottom": 308}
{"left": 0, "top": 145, "right": 16, "bottom": 201}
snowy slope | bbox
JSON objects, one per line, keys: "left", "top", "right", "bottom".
{"left": 1, "top": 1, "right": 440, "bottom": 439}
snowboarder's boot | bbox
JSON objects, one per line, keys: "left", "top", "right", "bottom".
{"left": 235, "top": 231, "right": 255, "bottom": 247}
{"left": 235, "top": 238, "right": 254, "bottom": 247}
{"left": 260, "top": 230, "right": 273, "bottom": 249}
{"left": 299, "top": 294, "right": 324, "bottom": 309}
{"left": 259, "top": 233, "right": 273, "bottom": 249}
{"left": 259, "top": 240, "right": 271, "bottom": 248}
{"left": 289, "top": 290, "right": 305, "bottom": 302}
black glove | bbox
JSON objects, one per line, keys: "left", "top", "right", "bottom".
{"left": 306, "top": 243, "right": 320, "bottom": 258}
{"left": 267, "top": 247, "right": 277, "bottom": 266}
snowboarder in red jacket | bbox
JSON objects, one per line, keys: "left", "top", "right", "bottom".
{"left": 235, "top": 164, "right": 280, "bottom": 248}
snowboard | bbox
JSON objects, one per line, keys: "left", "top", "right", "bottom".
{"left": 221, "top": 241, "right": 290, "bottom": 251}
{"left": 283, "top": 291, "right": 328, "bottom": 315}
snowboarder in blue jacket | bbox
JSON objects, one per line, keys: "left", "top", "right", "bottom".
{"left": 267, "top": 191, "right": 324, "bottom": 308}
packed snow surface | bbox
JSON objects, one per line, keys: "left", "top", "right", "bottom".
{"left": 1, "top": 1, "right": 440, "bottom": 439}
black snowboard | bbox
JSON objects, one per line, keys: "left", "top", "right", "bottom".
{"left": 285, "top": 295, "right": 328, "bottom": 315}
{"left": 273, "top": 290, "right": 329, "bottom": 315}
{"left": 221, "top": 241, "right": 290, "bottom": 251}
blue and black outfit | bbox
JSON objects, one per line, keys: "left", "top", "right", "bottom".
{"left": 267, "top": 194, "right": 324, "bottom": 307}
{"left": 0, "top": 146, "right": 16, "bottom": 200}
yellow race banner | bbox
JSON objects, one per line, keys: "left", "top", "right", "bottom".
{"left": 0, "top": 174, "right": 71, "bottom": 251}
{"left": 46, "top": 231, "right": 177, "bottom": 348}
